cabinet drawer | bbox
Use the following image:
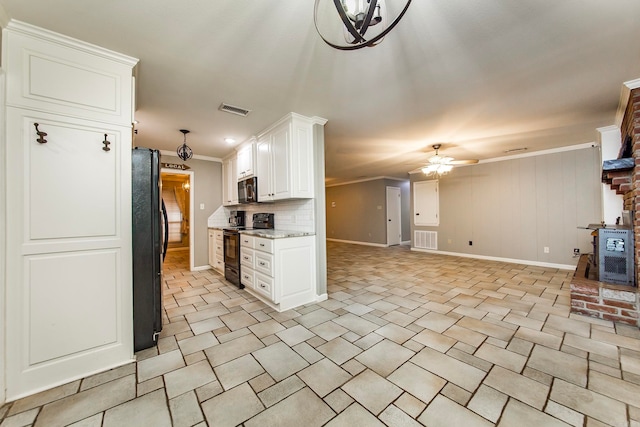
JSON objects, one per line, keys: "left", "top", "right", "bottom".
{"left": 254, "top": 273, "right": 274, "bottom": 300}
{"left": 241, "top": 269, "right": 254, "bottom": 288}
{"left": 215, "top": 232, "right": 223, "bottom": 243}
{"left": 254, "top": 252, "right": 274, "bottom": 276}
{"left": 254, "top": 237, "right": 274, "bottom": 253}
{"left": 240, "top": 235, "right": 254, "bottom": 248}
{"left": 215, "top": 259, "right": 224, "bottom": 272}
{"left": 215, "top": 243, "right": 223, "bottom": 255}
{"left": 240, "top": 248, "right": 254, "bottom": 268}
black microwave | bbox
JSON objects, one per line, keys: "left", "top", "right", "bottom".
{"left": 238, "top": 177, "right": 257, "bottom": 204}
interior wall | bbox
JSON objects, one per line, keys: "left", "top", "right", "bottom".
{"left": 0, "top": 68, "right": 7, "bottom": 406}
{"left": 326, "top": 178, "right": 410, "bottom": 246}
{"left": 161, "top": 154, "right": 222, "bottom": 268}
{"left": 411, "top": 146, "right": 602, "bottom": 266}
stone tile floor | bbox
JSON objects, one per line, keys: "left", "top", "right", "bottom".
{"left": 2, "top": 242, "right": 640, "bottom": 426}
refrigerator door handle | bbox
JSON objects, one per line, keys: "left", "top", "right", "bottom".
{"left": 161, "top": 198, "right": 169, "bottom": 261}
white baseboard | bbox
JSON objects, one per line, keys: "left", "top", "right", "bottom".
{"left": 192, "top": 265, "right": 212, "bottom": 272}
{"left": 326, "top": 238, "right": 387, "bottom": 248}
{"left": 316, "top": 293, "right": 328, "bottom": 303}
{"left": 410, "top": 247, "right": 576, "bottom": 270}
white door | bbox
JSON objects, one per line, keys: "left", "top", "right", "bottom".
{"left": 6, "top": 110, "right": 133, "bottom": 399}
{"left": 386, "top": 187, "right": 402, "bottom": 246}
{"left": 414, "top": 180, "right": 439, "bottom": 226}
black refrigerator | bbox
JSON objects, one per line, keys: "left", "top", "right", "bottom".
{"left": 132, "top": 147, "right": 167, "bottom": 351}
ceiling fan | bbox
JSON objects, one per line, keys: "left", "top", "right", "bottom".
{"left": 419, "top": 144, "right": 478, "bottom": 176}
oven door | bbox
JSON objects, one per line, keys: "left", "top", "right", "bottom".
{"left": 223, "top": 231, "right": 239, "bottom": 267}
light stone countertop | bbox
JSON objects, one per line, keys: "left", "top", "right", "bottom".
{"left": 239, "top": 229, "right": 315, "bottom": 239}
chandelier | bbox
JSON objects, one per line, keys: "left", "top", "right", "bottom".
{"left": 314, "top": 0, "right": 412, "bottom": 50}
{"left": 177, "top": 129, "right": 193, "bottom": 161}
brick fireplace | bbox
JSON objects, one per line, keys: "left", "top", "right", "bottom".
{"left": 570, "top": 86, "right": 640, "bottom": 327}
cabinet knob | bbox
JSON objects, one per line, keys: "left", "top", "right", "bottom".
{"left": 260, "top": 284, "right": 266, "bottom": 288}
{"left": 259, "top": 262, "right": 266, "bottom": 266}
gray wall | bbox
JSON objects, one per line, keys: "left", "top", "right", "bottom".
{"left": 326, "top": 178, "right": 411, "bottom": 245}
{"left": 411, "top": 146, "right": 602, "bottom": 266}
{"left": 161, "top": 154, "right": 222, "bottom": 268}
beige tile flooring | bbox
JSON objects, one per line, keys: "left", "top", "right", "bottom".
{"left": 2, "top": 242, "right": 640, "bottom": 426}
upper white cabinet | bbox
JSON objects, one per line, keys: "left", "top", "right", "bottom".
{"left": 222, "top": 154, "right": 238, "bottom": 206}
{"left": 256, "top": 113, "right": 315, "bottom": 202}
{"left": 4, "top": 21, "right": 136, "bottom": 125}
{"left": 3, "top": 20, "right": 138, "bottom": 400}
{"left": 236, "top": 138, "right": 256, "bottom": 180}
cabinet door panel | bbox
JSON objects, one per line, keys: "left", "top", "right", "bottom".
{"left": 6, "top": 109, "right": 133, "bottom": 400}
{"left": 5, "top": 26, "right": 136, "bottom": 124}
{"left": 256, "top": 138, "right": 272, "bottom": 201}
{"left": 26, "top": 117, "right": 120, "bottom": 241}
{"left": 272, "top": 123, "right": 291, "bottom": 199}
{"left": 27, "top": 250, "right": 119, "bottom": 364}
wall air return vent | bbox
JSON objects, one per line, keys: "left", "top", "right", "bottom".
{"left": 414, "top": 231, "right": 437, "bottom": 250}
{"left": 219, "top": 103, "right": 251, "bottom": 117}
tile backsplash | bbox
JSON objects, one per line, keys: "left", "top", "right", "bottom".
{"left": 208, "top": 199, "right": 316, "bottom": 233}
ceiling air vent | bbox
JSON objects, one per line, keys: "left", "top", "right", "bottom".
{"left": 219, "top": 103, "right": 251, "bottom": 117}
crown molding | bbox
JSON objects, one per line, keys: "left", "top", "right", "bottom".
{"left": 325, "top": 176, "right": 408, "bottom": 187}
{"left": 159, "top": 150, "right": 222, "bottom": 163}
{"left": 6, "top": 20, "right": 138, "bottom": 67}
{"left": 615, "top": 78, "right": 640, "bottom": 126}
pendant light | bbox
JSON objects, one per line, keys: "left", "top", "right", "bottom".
{"left": 313, "top": 0, "right": 412, "bottom": 50}
{"left": 177, "top": 129, "right": 193, "bottom": 161}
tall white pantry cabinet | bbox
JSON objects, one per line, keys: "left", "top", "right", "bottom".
{"left": 2, "top": 21, "right": 138, "bottom": 400}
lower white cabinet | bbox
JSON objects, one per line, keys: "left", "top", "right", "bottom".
{"left": 240, "top": 234, "right": 316, "bottom": 311}
{"left": 208, "top": 229, "right": 224, "bottom": 273}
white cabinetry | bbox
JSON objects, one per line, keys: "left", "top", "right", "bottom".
{"left": 256, "top": 113, "right": 315, "bottom": 202}
{"left": 3, "top": 21, "right": 138, "bottom": 399}
{"left": 236, "top": 138, "right": 255, "bottom": 180}
{"left": 208, "top": 229, "right": 224, "bottom": 273}
{"left": 240, "top": 234, "right": 316, "bottom": 311}
{"left": 222, "top": 154, "right": 238, "bottom": 206}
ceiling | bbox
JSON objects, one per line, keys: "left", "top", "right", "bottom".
{"left": 1, "top": 1, "right": 639, "bottom": 185}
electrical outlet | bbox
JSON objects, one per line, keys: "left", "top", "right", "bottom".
{"left": 544, "top": 247, "right": 550, "bottom": 253}
{"left": 573, "top": 248, "right": 580, "bottom": 256}
{"left": 468, "top": 241, "right": 473, "bottom": 246}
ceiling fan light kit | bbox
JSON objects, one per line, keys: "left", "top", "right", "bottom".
{"left": 420, "top": 144, "right": 478, "bottom": 176}
{"left": 314, "top": 0, "right": 412, "bottom": 50}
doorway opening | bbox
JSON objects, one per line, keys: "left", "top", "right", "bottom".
{"left": 161, "top": 170, "right": 194, "bottom": 270}
{"left": 386, "top": 186, "right": 402, "bottom": 246}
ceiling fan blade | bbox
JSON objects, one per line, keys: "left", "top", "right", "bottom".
{"left": 449, "top": 159, "right": 478, "bottom": 165}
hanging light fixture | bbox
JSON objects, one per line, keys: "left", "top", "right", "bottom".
{"left": 421, "top": 163, "right": 454, "bottom": 176}
{"left": 313, "top": 0, "right": 412, "bottom": 50}
{"left": 176, "top": 129, "right": 193, "bottom": 161}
